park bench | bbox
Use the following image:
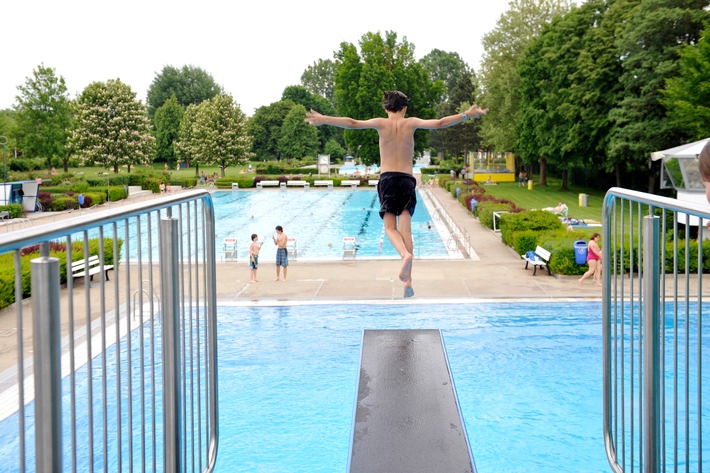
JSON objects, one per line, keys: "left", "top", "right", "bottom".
{"left": 523, "top": 246, "right": 551, "bottom": 276}
{"left": 71, "top": 255, "right": 114, "bottom": 283}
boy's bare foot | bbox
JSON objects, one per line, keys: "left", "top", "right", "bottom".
{"left": 578, "top": 279, "right": 583, "bottom": 286}
{"left": 275, "top": 278, "right": 280, "bottom": 281}
{"left": 399, "top": 254, "right": 413, "bottom": 282}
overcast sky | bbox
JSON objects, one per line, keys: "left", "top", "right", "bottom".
{"left": 4, "top": 0, "right": 512, "bottom": 116}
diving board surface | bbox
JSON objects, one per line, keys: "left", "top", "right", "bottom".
{"left": 349, "top": 329, "right": 475, "bottom": 473}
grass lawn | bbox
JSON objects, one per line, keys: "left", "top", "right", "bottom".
{"left": 475, "top": 176, "right": 606, "bottom": 222}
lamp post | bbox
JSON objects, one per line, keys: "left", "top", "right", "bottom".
{"left": 0, "top": 136, "right": 7, "bottom": 205}
{"left": 107, "top": 106, "right": 116, "bottom": 203}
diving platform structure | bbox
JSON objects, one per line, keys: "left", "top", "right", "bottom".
{"left": 348, "top": 329, "right": 476, "bottom": 473}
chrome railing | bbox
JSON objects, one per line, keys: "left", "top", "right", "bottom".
{"left": 0, "top": 189, "right": 218, "bottom": 472}
{"left": 603, "top": 187, "right": 709, "bottom": 473}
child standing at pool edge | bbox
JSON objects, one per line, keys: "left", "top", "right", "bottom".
{"left": 249, "top": 233, "right": 264, "bottom": 283}
{"left": 306, "top": 91, "right": 487, "bottom": 298}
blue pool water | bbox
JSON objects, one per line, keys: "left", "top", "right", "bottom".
{"left": 3, "top": 302, "right": 707, "bottom": 472}
{"left": 216, "top": 302, "right": 610, "bottom": 472}
{"left": 211, "top": 189, "right": 456, "bottom": 261}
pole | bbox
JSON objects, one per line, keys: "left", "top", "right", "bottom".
{"left": 0, "top": 136, "right": 7, "bottom": 205}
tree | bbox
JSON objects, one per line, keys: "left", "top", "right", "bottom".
{"left": 246, "top": 100, "right": 297, "bottom": 161}
{"left": 661, "top": 25, "right": 710, "bottom": 141}
{"left": 69, "top": 79, "right": 155, "bottom": 173}
{"left": 518, "top": 0, "right": 616, "bottom": 190}
{"left": 419, "top": 49, "right": 468, "bottom": 104}
{"left": 146, "top": 65, "right": 222, "bottom": 119}
{"left": 13, "top": 64, "right": 73, "bottom": 170}
{"left": 282, "top": 85, "right": 340, "bottom": 152}
{"left": 430, "top": 69, "right": 482, "bottom": 163}
{"left": 278, "top": 104, "right": 320, "bottom": 159}
{"left": 478, "top": 0, "right": 572, "bottom": 161}
{"left": 334, "top": 31, "right": 439, "bottom": 165}
{"left": 154, "top": 95, "right": 184, "bottom": 165}
{"left": 608, "top": 0, "right": 709, "bottom": 192}
{"left": 0, "top": 110, "right": 17, "bottom": 157}
{"left": 175, "top": 104, "right": 199, "bottom": 168}
{"left": 175, "top": 94, "right": 251, "bottom": 177}
{"left": 300, "top": 59, "right": 337, "bottom": 108}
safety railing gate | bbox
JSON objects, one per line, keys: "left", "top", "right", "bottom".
{"left": 603, "top": 188, "right": 710, "bottom": 473}
{"left": 0, "top": 189, "right": 218, "bottom": 472}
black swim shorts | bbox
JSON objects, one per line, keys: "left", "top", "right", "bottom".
{"left": 377, "top": 171, "right": 417, "bottom": 219}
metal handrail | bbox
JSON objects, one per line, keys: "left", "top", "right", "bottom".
{"left": 602, "top": 187, "right": 709, "bottom": 473}
{"left": 0, "top": 189, "right": 219, "bottom": 472}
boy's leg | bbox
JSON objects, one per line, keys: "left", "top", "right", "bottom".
{"left": 383, "top": 211, "right": 413, "bottom": 283}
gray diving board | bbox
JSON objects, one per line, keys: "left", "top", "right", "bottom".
{"left": 349, "top": 329, "right": 476, "bottom": 473}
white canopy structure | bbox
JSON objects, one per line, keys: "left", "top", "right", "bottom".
{"left": 651, "top": 137, "right": 710, "bottom": 226}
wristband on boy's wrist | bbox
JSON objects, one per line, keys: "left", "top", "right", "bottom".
{"left": 462, "top": 113, "right": 468, "bottom": 121}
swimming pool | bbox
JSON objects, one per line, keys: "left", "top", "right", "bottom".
{"left": 211, "top": 189, "right": 459, "bottom": 261}
{"left": 2, "top": 301, "right": 708, "bottom": 472}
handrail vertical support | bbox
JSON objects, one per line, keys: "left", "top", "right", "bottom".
{"left": 643, "top": 215, "right": 661, "bottom": 473}
{"left": 31, "top": 256, "right": 62, "bottom": 472}
{"left": 160, "top": 215, "right": 183, "bottom": 472}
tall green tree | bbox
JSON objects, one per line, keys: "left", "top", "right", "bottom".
{"left": 430, "top": 69, "right": 482, "bottom": 163}
{"left": 661, "top": 25, "right": 710, "bottom": 141}
{"left": 608, "top": 0, "right": 709, "bottom": 192}
{"left": 300, "top": 59, "right": 337, "bottom": 108}
{"left": 246, "top": 100, "right": 297, "bottom": 161}
{"left": 69, "top": 79, "right": 154, "bottom": 173}
{"left": 518, "top": 0, "right": 616, "bottom": 190}
{"left": 175, "top": 94, "right": 250, "bottom": 177}
{"left": 0, "top": 110, "right": 17, "bottom": 158}
{"left": 146, "top": 65, "right": 222, "bottom": 119}
{"left": 175, "top": 104, "right": 199, "bottom": 168}
{"left": 278, "top": 104, "right": 320, "bottom": 159}
{"left": 154, "top": 95, "right": 184, "bottom": 165}
{"left": 14, "top": 64, "right": 73, "bottom": 170}
{"left": 282, "top": 85, "right": 340, "bottom": 153}
{"left": 419, "top": 49, "right": 468, "bottom": 104}
{"left": 334, "top": 31, "right": 439, "bottom": 165}
{"left": 479, "top": 0, "right": 572, "bottom": 161}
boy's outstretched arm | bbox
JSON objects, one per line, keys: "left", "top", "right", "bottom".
{"left": 305, "top": 109, "right": 382, "bottom": 130}
{"left": 411, "top": 104, "right": 489, "bottom": 130}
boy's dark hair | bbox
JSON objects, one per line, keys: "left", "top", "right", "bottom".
{"left": 382, "top": 91, "right": 409, "bottom": 112}
{"left": 251, "top": 233, "right": 257, "bottom": 241}
{"left": 275, "top": 225, "right": 283, "bottom": 232}
{"left": 699, "top": 141, "right": 710, "bottom": 182}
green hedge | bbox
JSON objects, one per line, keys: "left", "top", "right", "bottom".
{"left": 499, "top": 210, "right": 565, "bottom": 247}
{"left": 476, "top": 202, "right": 513, "bottom": 230}
{"left": 0, "top": 237, "right": 122, "bottom": 310}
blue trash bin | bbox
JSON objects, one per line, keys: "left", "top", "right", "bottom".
{"left": 574, "top": 240, "right": 588, "bottom": 265}
{"left": 470, "top": 198, "right": 477, "bottom": 213}
{"left": 78, "top": 193, "right": 85, "bottom": 207}
{"left": 455, "top": 187, "right": 461, "bottom": 198}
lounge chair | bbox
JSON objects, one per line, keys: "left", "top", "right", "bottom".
{"left": 221, "top": 237, "right": 238, "bottom": 261}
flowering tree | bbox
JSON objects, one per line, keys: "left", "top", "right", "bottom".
{"left": 175, "top": 94, "right": 251, "bottom": 176}
{"left": 69, "top": 79, "right": 154, "bottom": 173}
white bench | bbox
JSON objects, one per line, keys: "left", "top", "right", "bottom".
{"left": 341, "top": 180, "right": 361, "bottom": 187}
{"left": 71, "top": 255, "right": 114, "bottom": 282}
{"left": 368, "top": 180, "right": 379, "bottom": 186}
{"left": 287, "top": 180, "right": 309, "bottom": 188}
{"left": 313, "top": 180, "right": 333, "bottom": 188}
{"left": 523, "top": 246, "right": 551, "bottom": 276}
{"left": 256, "top": 180, "right": 280, "bottom": 189}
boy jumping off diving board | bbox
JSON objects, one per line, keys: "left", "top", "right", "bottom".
{"left": 306, "top": 90, "right": 487, "bottom": 298}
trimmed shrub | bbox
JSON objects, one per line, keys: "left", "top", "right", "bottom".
{"left": 108, "top": 186, "right": 128, "bottom": 201}
{"left": 500, "top": 210, "right": 564, "bottom": 247}
{"left": 476, "top": 202, "right": 512, "bottom": 230}
{"left": 512, "top": 230, "right": 538, "bottom": 256}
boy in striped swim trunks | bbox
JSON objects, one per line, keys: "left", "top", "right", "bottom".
{"left": 272, "top": 225, "right": 288, "bottom": 281}
{"left": 306, "top": 91, "right": 487, "bottom": 298}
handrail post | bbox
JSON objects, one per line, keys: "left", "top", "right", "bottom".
{"left": 160, "top": 215, "right": 183, "bottom": 472}
{"left": 643, "top": 215, "right": 661, "bottom": 473}
{"left": 31, "top": 256, "right": 62, "bottom": 472}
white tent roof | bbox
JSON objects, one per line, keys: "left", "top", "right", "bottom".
{"left": 651, "top": 137, "right": 710, "bottom": 161}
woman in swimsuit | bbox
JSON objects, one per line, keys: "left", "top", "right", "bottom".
{"left": 579, "top": 233, "right": 602, "bottom": 287}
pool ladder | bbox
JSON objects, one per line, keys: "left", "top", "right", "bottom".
{"left": 132, "top": 280, "right": 162, "bottom": 322}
